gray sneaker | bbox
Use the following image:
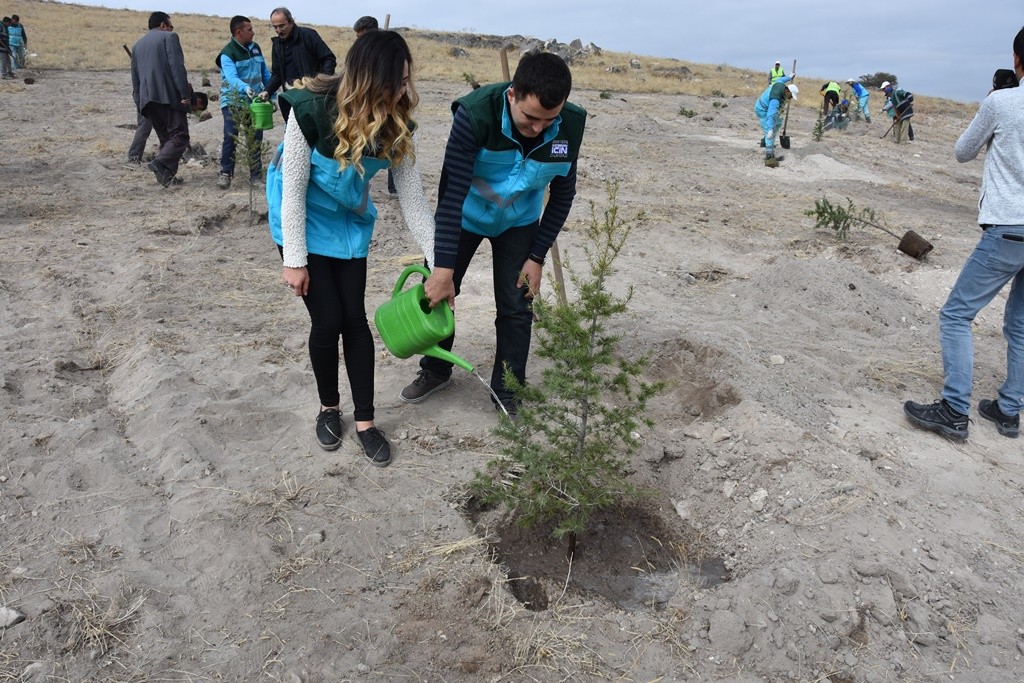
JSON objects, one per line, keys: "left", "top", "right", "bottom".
{"left": 217, "top": 173, "right": 232, "bottom": 189}
{"left": 979, "top": 399, "right": 1020, "bottom": 438}
{"left": 399, "top": 370, "right": 451, "bottom": 404}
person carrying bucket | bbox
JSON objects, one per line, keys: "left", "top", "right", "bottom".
{"left": 754, "top": 71, "right": 797, "bottom": 167}
{"left": 216, "top": 15, "right": 271, "bottom": 190}
{"left": 266, "top": 30, "right": 435, "bottom": 466}
{"left": 399, "top": 52, "right": 587, "bottom": 415}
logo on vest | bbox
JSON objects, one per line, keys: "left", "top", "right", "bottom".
{"left": 550, "top": 140, "right": 569, "bottom": 158}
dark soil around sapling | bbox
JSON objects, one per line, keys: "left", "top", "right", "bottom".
{"left": 467, "top": 499, "right": 729, "bottom": 612}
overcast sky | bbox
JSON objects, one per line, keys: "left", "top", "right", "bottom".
{"left": 90, "top": 0, "right": 1018, "bottom": 102}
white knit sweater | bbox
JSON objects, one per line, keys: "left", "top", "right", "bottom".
{"left": 279, "top": 118, "right": 435, "bottom": 268}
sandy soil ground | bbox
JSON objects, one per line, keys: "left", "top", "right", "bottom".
{"left": 2, "top": 64, "right": 1022, "bottom": 683}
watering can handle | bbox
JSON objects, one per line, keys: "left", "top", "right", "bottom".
{"left": 391, "top": 264, "right": 431, "bottom": 298}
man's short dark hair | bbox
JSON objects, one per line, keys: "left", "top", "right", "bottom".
{"left": 230, "top": 15, "right": 251, "bottom": 35}
{"left": 353, "top": 16, "right": 379, "bottom": 34}
{"left": 148, "top": 11, "right": 170, "bottom": 29}
{"left": 11, "top": 15, "right": 18, "bottom": 22}
{"left": 191, "top": 90, "right": 209, "bottom": 111}
{"left": 1015, "top": 25, "right": 1024, "bottom": 66}
{"left": 512, "top": 52, "right": 572, "bottom": 109}
{"left": 270, "top": 7, "right": 293, "bottom": 23}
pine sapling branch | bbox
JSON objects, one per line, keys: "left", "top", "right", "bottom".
{"left": 805, "top": 196, "right": 901, "bottom": 240}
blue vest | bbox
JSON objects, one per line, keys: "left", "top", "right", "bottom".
{"left": 455, "top": 83, "right": 585, "bottom": 237}
{"left": 266, "top": 90, "right": 389, "bottom": 260}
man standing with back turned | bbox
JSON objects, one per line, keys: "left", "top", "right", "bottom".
{"left": 263, "top": 7, "right": 335, "bottom": 121}
{"left": 131, "top": 11, "right": 190, "bottom": 187}
{"left": 904, "top": 26, "right": 1024, "bottom": 441}
{"left": 399, "top": 52, "right": 586, "bottom": 415}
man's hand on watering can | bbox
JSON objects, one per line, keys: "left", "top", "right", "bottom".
{"left": 424, "top": 267, "right": 456, "bottom": 309}
{"left": 283, "top": 266, "right": 309, "bottom": 297}
{"left": 518, "top": 259, "right": 542, "bottom": 300}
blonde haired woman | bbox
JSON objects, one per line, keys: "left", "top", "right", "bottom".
{"left": 267, "top": 30, "right": 434, "bottom": 466}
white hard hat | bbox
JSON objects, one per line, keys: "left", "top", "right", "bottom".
{"left": 846, "top": 78, "right": 854, "bottom": 83}
{"left": 786, "top": 84, "right": 798, "bottom": 99}
{"left": 879, "top": 80, "right": 891, "bottom": 90}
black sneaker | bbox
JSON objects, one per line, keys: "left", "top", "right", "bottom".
{"left": 979, "top": 399, "right": 1020, "bottom": 438}
{"left": 147, "top": 160, "right": 173, "bottom": 187}
{"left": 399, "top": 370, "right": 452, "bottom": 404}
{"left": 357, "top": 427, "right": 392, "bottom": 467}
{"left": 903, "top": 399, "right": 969, "bottom": 441}
{"left": 315, "top": 408, "right": 343, "bottom": 451}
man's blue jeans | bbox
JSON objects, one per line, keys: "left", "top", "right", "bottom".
{"left": 939, "top": 225, "right": 1024, "bottom": 417}
{"left": 420, "top": 223, "right": 538, "bottom": 406}
{"left": 220, "top": 107, "right": 263, "bottom": 178}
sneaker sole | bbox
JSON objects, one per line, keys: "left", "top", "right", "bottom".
{"left": 316, "top": 437, "right": 342, "bottom": 452}
{"left": 979, "top": 402, "right": 1020, "bottom": 438}
{"left": 367, "top": 453, "right": 392, "bottom": 467}
{"left": 399, "top": 378, "right": 452, "bottom": 404}
{"left": 904, "top": 410, "right": 968, "bottom": 442}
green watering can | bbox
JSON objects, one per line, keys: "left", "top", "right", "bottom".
{"left": 249, "top": 100, "right": 274, "bottom": 130}
{"left": 375, "top": 265, "right": 474, "bottom": 372}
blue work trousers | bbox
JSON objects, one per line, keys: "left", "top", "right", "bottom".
{"left": 939, "top": 225, "right": 1024, "bottom": 417}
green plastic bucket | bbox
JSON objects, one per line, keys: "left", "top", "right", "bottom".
{"left": 374, "top": 265, "right": 474, "bottom": 372}
{"left": 249, "top": 100, "right": 274, "bottom": 130}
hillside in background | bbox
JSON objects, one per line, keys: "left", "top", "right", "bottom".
{"left": 18, "top": 0, "right": 973, "bottom": 116}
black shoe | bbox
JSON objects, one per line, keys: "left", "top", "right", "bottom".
{"left": 493, "top": 398, "right": 519, "bottom": 420}
{"left": 399, "top": 370, "right": 452, "bottom": 404}
{"left": 357, "top": 427, "right": 392, "bottom": 467}
{"left": 127, "top": 156, "right": 142, "bottom": 165}
{"left": 904, "top": 399, "right": 969, "bottom": 441}
{"left": 147, "top": 160, "right": 173, "bottom": 187}
{"left": 979, "top": 399, "right": 1020, "bottom": 438}
{"left": 315, "top": 408, "right": 343, "bottom": 451}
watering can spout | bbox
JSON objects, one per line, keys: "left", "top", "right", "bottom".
{"left": 374, "top": 265, "right": 475, "bottom": 372}
{"left": 424, "top": 347, "right": 474, "bottom": 372}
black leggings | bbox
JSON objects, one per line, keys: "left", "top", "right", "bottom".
{"left": 299, "top": 252, "right": 375, "bottom": 421}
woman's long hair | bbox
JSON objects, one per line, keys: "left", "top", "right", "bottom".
{"left": 299, "top": 30, "right": 417, "bottom": 175}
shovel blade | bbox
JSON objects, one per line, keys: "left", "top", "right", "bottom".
{"left": 780, "top": 135, "right": 791, "bottom": 149}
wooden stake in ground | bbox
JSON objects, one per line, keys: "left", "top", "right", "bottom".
{"left": 499, "top": 46, "right": 568, "bottom": 305}
{"left": 383, "top": 14, "right": 390, "bottom": 29}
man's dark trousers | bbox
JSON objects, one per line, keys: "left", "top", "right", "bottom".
{"left": 142, "top": 103, "right": 189, "bottom": 175}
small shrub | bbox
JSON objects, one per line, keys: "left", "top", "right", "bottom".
{"left": 812, "top": 112, "right": 825, "bottom": 141}
{"left": 462, "top": 72, "right": 480, "bottom": 90}
{"left": 223, "top": 90, "right": 271, "bottom": 221}
{"left": 710, "top": 88, "right": 726, "bottom": 98}
{"left": 469, "top": 182, "right": 663, "bottom": 557}
{"left": 678, "top": 106, "right": 696, "bottom": 118}
{"left": 859, "top": 72, "right": 897, "bottom": 89}
{"left": 599, "top": 90, "right": 612, "bottom": 99}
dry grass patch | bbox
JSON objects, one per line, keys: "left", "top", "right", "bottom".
{"left": 52, "top": 577, "right": 146, "bottom": 656}
{"left": 865, "top": 351, "right": 943, "bottom": 391}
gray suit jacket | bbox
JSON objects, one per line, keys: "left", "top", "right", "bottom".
{"left": 131, "top": 28, "right": 189, "bottom": 113}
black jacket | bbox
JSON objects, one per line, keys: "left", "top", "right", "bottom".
{"left": 266, "top": 25, "right": 336, "bottom": 95}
